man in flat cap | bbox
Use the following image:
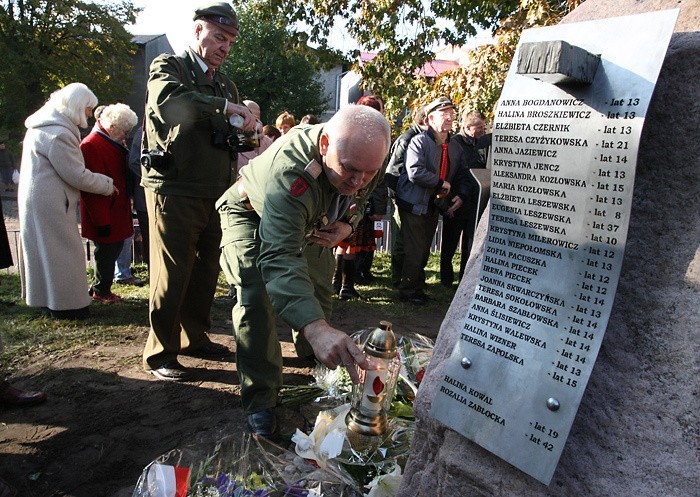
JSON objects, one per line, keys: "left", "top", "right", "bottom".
{"left": 392, "top": 96, "right": 469, "bottom": 304}
{"left": 141, "top": 1, "right": 256, "bottom": 381}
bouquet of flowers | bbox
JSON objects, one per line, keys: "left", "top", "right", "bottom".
{"left": 132, "top": 434, "right": 352, "bottom": 497}
{"left": 291, "top": 403, "right": 413, "bottom": 496}
{"left": 134, "top": 328, "right": 434, "bottom": 497}
{"left": 394, "top": 332, "right": 433, "bottom": 405}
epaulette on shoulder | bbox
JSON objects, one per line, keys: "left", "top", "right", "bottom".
{"left": 304, "top": 159, "right": 323, "bottom": 179}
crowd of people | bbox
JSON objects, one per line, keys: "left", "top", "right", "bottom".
{"left": 4, "top": 1, "right": 492, "bottom": 444}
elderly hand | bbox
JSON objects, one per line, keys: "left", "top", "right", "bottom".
{"left": 303, "top": 319, "right": 368, "bottom": 383}
{"left": 305, "top": 221, "right": 353, "bottom": 248}
{"left": 226, "top": 102, "right": 257, "bottom": 131}
{"left": 445, "top": 195, "right": 463, "bottom": 217}
{"left": 438, "top": 180, "right": 451, "bottom": 198}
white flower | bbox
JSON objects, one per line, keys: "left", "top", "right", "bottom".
{"left": 318, "top": 428, "right": 345, "bottom": 459}
{"left": 294, "top": 404, "right": 351, "bottom": 464}
{"left": 365, "top": 464, "right": 403, "bottom": 497}
{"left": 292, "top": 429, "right": 316, "bottom": 460}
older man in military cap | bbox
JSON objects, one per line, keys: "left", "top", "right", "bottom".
{"left": 141, "top": 1, "right": 257, "bottom": 381}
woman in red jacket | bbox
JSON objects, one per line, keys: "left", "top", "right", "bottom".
{"left": 80, "top": 103, "right": 138, "bottom": 303}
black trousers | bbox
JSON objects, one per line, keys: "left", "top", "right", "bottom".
{"left": 440, "top": 202, "right": 480, "bottom": 286}
{"left": 397, "top": 208, "right": 439, "bottom": 297}
{"left": 92, "top": 241, "right": 124, "bottom": 295}
{"left": 136, "top": 209, "right": 150, "bottom": 266}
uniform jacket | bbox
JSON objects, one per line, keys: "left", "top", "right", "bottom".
{"left": 80, "top": 125, "right": 134, "bottom": 243}
{"left": 217, "top": 124, "right": 382, "bottom": 330}
{"left": 396, "top": 127, "right": 469, "bottom": 215}
{"left": 141, "top": 48, "right": 239, "bottom": 198}
{"left": 18, "top": 107, "right": 113, "bottom": 310}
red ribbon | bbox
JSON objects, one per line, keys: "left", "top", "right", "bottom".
{"left": 439, "top": 143, "right": 449, "bottom": 180}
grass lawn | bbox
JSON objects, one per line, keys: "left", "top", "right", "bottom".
{"left": 0, "top": 252, "right": 460, "bottom": 374}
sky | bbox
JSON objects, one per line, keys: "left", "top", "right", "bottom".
{"left": 126, "top": 0, "right": 361, "bottom": 55}
{"left": 127, "top": 0, "right": 492, "bottom": 57}
{"left": 127, "top": 0, "right": 196, "bottom": 53}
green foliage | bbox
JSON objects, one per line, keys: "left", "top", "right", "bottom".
{"left": 239, "top": 0, "right": 584, "bottom": 131}
{"left": 0, "top": 0, "right": 138, "bottom": 139}
{"left": 428, "top": 0, "right": 584, "bottom": 122}
{"left": 224, "top": 3, "right": 334, "bottom": 124}
{"left": 239, "top": 0, "right": 518, "bottom": 125}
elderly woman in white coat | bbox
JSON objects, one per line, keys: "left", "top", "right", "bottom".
{"left": 18, "top": 83, "right": 117, "bottom": 319}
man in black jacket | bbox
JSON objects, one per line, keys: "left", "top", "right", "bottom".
{"left": 439, "top": 110, "right": 487, "bottom": 287}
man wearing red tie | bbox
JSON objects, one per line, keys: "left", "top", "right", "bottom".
{"left": 393, "top": 97, "right": 469, "bottom": 305}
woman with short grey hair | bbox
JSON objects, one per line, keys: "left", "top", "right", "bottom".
{"left": 80, "top": 103, "right": 138, "bottom": 303}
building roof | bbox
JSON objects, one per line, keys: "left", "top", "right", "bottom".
{"left": 359, "top": 49, "right": 462, "bottom": 78}
{"left": 131, "top": 34, "right": 169, "bottom": 45}
{"left": 415, "top": 58, "right": 459, "bottom": 77}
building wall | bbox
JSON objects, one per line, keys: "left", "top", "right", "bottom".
{"left": 124, "top": 35, "right": 173, "bottom": 127}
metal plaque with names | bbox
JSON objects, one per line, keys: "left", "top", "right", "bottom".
{"left": 430, "top": 10, "right": 678, "bottom": 485}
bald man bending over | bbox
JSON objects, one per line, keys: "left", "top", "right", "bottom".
{"left": 217, "top": 105, "right": 391, "bottom": 437}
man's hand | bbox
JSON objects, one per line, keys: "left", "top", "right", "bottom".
{"left": 226, "top": 102, "right": 257, "bottom": 131}
{"left": 303, "top": 319, "right": 368, "bottom": 383}
{"left": 445, "top": 195, "right": 463, "bottom": 217}
{"left": 306, "top": 221, "right": 353, "bottom": 248}
{"left": 438, "top": 180, "right": 451, "bottom": 198}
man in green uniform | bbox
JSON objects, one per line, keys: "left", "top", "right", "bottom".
{"left": 140, "top": 2, "right": 257, "bottom": 381}
{"left": 217, "top": 105, "right": 391, "bottom": 437}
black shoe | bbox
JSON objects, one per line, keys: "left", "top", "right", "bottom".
{"left": 46, "top": 306, "right": 90, "bottom": 320}
{"left": 115, "top": 276, "right": 145, "bottom": 287}
{"left": 339, "top": 286, "right": 363, "bottom": 301}
{"left": 148, "top": 361, "right": 190, "bottom": 381}
{"left": 181, "top": 341, "right": 233, "bottom": 359}
{"left": 0, "top": 382, "right": 47, "bottom": 407}
{"left": 399, "top": 293, "right": 429, "bottom": 305}
{"left": 247, "top": 408, "right": 277, "bottom": 438}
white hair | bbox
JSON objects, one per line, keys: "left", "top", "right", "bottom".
{"left": 243, "top": 100, "right": 261, "bottom": 119}
{"left": 47, "top": 82, "right": 98, "bottom": 128}
{"left": 100, "top": 103, "right": 138, "bottom": 134}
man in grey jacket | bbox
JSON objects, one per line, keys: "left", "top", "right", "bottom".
{"left": 393, "top": 97, "right": 468, "bottom": 304}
